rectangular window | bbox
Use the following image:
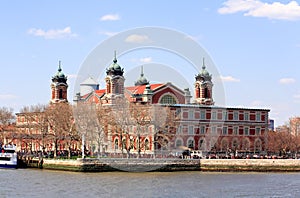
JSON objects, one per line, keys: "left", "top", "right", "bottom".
{"left": 188, "top": 110, "right": 194, "bottom": 119}
{"left": 200, "top": 126, "right": 205, "bottom": 134}
{"left": 233, "top": 111, "right": 239, "bottom": 121}
{"left": 244, "top": 127, "right": 249, "bottom": 136}
{"left": 211, "top": 111, "right": 217, "bottom": 120}
{"left": 222, "top": 111, "right": 228, "bottom": 121}
{"left": 255, "top": 127, "right": 261, "bottom": 136}
{"left": 222, "top": 127, "right": 228, "bottom": 135}
{"left": 256, "top": 112, "right": 261, "bottom": 121}
{"left": 233, "top": 126, "right": 238, "bottom": 135}
{"left": 200, "top": 110, "right": 206, "bottom": 120}
{"left": 212, "top": 126, "right": 217, "bottom": 135}
{"left": 188, "top": 126, "right": 194, "bottom": 135}
{"left": 176, "top": 125, "right": 182, "bottom": 134}
{"left": 244, "top": 112, "right": 249, "bottom": 121}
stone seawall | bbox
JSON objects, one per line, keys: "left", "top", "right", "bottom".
{"left": 200, "top": 159, "right": 300, "bottom": 172}
{"left": 19, "top": 157, "right": 300, "bottom": 172}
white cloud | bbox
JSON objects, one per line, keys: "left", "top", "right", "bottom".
{"left": 0, "top": 94, "right": 17, "bottom": 100}
{"left": 220, "top": 75, "right": 240, "bottom": 82}
{"left": 139, "top": 57, "right": 152, "bottom": 63}
{"left": 100, "top": 14, "right": 120, "bottom": 21}
{"left": 67, "top": 74, "right": 78, "bottom": 79}
{"left": 218, "top": 0, "right": 300, "bottom": 21}
{"left": 294, "top": 94, "right": 300, "bottom": 99}
{"left": 99, "top": 31, "right": 118, "bottom": 36}
{"left": 279, "top": 78, "right": 296, "bottom": 84}
{"left": 28, "top": 26, "right": 77, "bottom": 39}
{"left": 125, "top": 34, "right": 151, "bottom": 43}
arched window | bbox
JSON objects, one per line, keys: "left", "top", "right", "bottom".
{"left": 254, "top": 139, "right": 262, "bottom": 152}
{"left": 221, "top": 138, "right": 229, "bottom": 151}
{"left": 114, "top": 138, "right": 119, "bottom": 150}
{"left": 175, "top": 139, "right": 183, "bottom": 147}
{"left": 232, "top": 139, "right": 239, "bottom": 150}
{"left": 145, "top": 139, "right": 150, "bottom": 150}
{"left": 59, "top": 89, "right": 63, "bottom": 99}
{"left": 199, "top": 139, "right": 206, "bottom": 150}
{"left": 159, "top": 94, "right": 177, "bottom": 104}
{"left": 204, "top": 87, "right": 211, "bottom": 99}
{"left": 242, "top": 138, "right": 250, "bottom": 151}
{"left": 187, "top": 139, "right": 194, "bottom": 149}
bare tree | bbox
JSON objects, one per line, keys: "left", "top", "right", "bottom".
{"left": 111, "top": 97, "right": 133, "bottom": 158}
{"left": 45, "top": 103, "right": 73, "bottom": 158}
{"left": 0, "top": 107, "right": 15, "bottom": 144}
{"left": 18, "top": 104, "right": 48, "bottom": 153}
{"left": 73, "top": 102, "right": 99, "bottom": 158}
{"left": 150, "top": 105, "right": 178, "bottom": 158}
{"left": 130, "top": 103, "right": 152, "bottom": 158}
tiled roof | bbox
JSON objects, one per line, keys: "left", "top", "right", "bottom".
{"left": 126, "top": 83, "right": 164, "bottom": 95}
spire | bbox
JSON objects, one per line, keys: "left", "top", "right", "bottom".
{"left": 113, "top": 50, "right": 117, "bottom": 63}
{"left": 141, "top": 65, "right": 144, "bottom": 77}
{"left": 135, "top": 65, "right": 149, "bottom": 86}
{"left": 202, "top": 57, "right": 205, "bottom": 70}
{"left": 58, "top": 60, "right": 62, "bottom": 72}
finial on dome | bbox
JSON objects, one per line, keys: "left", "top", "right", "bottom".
{"left": 113, "top": 50, "right": 117, "bottom": 63}
{"left": 58, "top": 60, "right": 62, "bottom": 72}
{"left": 202, "top": 57, "right": 206, "bottom": 70}
{"left": 141, "top": 65, "right": 144, "bottom": 77}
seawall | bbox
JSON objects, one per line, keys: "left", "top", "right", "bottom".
{"left": 19, "top": 157, "right": 300, "bottom": 172}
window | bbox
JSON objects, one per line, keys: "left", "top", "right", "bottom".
{"left": 176, "top": 125, "right": 182, "bottom": 134}
{"left": 255, "top": 127, "right": 261, "bottom": 136}
{"left": 256, "top": 112, "right": 261, "bottom": 121}
{"left": 159, "top": 94, "right": 177, "bottom": 104}
{"left": 188, "top": 139, "right": 194, "bottom": 149}
{"left": 145, "top": 139, "right": 150, "bottom": 150}
{"left": 211, "top": 111, "right": 217, "bottom": 120}
{"left": 59, "top": 89, "right": 63, "bottom": 99}
{"left": 200, "top": 110, "right": 206, "bottom": 120}
{"left": 188, "top": 110, "right": 194, "bottom": 119}
{"left": 212, "top": 126, "right": 217, "bottom": 135}
{"left": 222, "top": 127, "right": 228, "bottom": 135}
{"left": 175, "top": 139, "right": 183, "bottom": 147}
{"left": 222, "top": 111, "right": 228, "bottom": 121}
{"left": 114, "top": 139, "right": 119, "bottom": 150}
{"left": 244, "top": 112, "right": 249, "bottom": 121}
{"left": 244, "top": 127, "right": 249, "bottom": 136}
{"left": 199, "top": 139, "right": 205, "bottom": 150}
{"left": 188, "top": 126, "right": 194, "bottom": 135}
{"left": 233, "top": 111, "right": 239, "bottom": 120}
{"left": 233, "top": 126, "right": 238, "bottom": 135}
{"left": 200, "top": 126, "right": 205, "bottom": 134}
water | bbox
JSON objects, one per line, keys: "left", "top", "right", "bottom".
{"left": 1, "top": 169, "right": 300, "bottom": 198}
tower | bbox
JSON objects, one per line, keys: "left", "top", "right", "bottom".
{"left": 135, "top": 66, "right": 149, "bottom": 86}
{"left": 105, "top": 51, "right": 125, "bottom": 96}
{"left": 194, "top": 58, "right": 214, "bottom": 105}
{"left": 50, "top": 61, "right": 68, "bottom": 103}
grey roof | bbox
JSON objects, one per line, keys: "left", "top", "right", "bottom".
{"left": 80, "top": 76, "right": 99, "bottom": 85}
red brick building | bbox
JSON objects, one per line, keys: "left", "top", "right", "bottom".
{"left": 75, "top": 53, "right": 270, "bottom": 155}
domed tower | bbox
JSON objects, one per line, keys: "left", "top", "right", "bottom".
{"left": 194, "top": 58, "right": 214, "bottom": 105}
{"left": 105, "top": 51, "right": 125, "bottom": 95}
{"left": 50, "top": 61, "right": 68, "bottom": 104}
{"left": 135, "top": 66, "right": 149, "bottom": 86}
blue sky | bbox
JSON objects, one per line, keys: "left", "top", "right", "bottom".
{"left": 1, "top": 0, "right": 300, "bottom": 127}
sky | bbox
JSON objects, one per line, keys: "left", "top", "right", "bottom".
{"left": 0, "top": 0, "right": 300, "bottom": 127}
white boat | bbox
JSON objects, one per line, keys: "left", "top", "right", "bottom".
{"left": 0, "top": 144, "right": 17, "bottom": 168}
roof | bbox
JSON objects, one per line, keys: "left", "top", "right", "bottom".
{"left": 169, "top": 103, "right": 270, "bottom": 111}
{"left": 126, "top": 83, "right": 164, "bottom": 95}
{"left": 80, "top": 77, "right": 99, "bottom": 85}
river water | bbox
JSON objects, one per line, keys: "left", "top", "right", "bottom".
{"left": 1, "top": 169, "right": 300, "bottom": 198}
